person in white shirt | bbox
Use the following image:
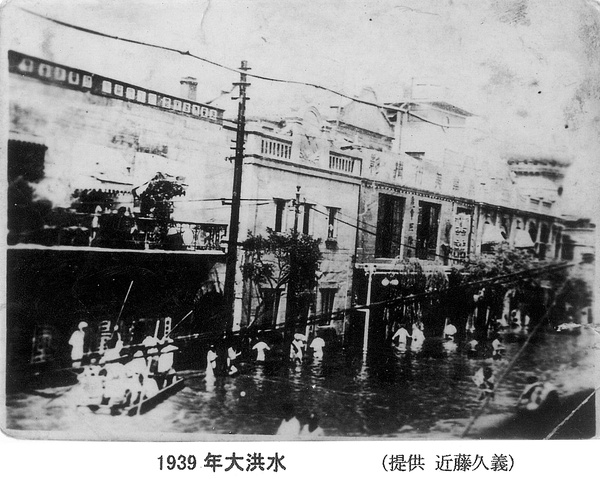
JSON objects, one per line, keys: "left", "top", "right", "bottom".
{"left": 411, "top": 323, "right": 425, "bottom": 348}
{"left": 206, "top": 345, "right": 218, "bottom": 380}
{"left": 69, "top": 321, "right": 88, "bottom": 367}
{"left": 309, "top": 336, "right": 326, "bottom": 360}
{"left": 392, "top": 325, "right": 411, "bottom": 345}
{"left": 252, "top": 340, "right": 271, "bottom": 363}
{"left": 444, "top": 322, "right": 457, "bottom": 340}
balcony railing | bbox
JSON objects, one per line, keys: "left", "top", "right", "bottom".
{"left": 329, "top": 153, "right": 360, "bottom": 174}
{"left": 8, "top": 209, "right": 227, "bottom": 252}
{"left": 259, "top": 137, "right": 292, "bottom": 160}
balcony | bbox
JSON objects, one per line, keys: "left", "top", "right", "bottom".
{"left": 7, "top": 208, "right": 227, "bottom": 253}
{"left": 259, "top": 137, "right": 292, "bottom": 161}
{"left": 329, "top": 152, "right": 361, "bottom": 174}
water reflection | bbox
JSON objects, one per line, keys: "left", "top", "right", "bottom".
{"left": 5, "top": 327, "right": 598, "bottom": 439}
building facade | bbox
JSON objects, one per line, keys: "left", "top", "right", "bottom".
{"left": 7, "top": 48, "right": 577, "bottom": 370}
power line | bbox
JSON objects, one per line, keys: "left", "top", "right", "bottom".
{"left": 311, "top": 204, "right": 484, "bottom": 268}
{"left": 460, "top": 269, "right": 573, "bottom": 438}
{"left": 20, "top": 7, "right": 468, "bottom": 130}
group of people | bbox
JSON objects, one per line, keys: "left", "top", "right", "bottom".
{"left": 290, "top": 333, "right": 326, "bottom": 364}
{"left": 71, "top": 320, "right": 180, "bottom": 410}
{"left": 392, "top": 322, "right": 425, "bottom": 350}
{"left": 205, "top": 332, "right": 328, "bottom": 382}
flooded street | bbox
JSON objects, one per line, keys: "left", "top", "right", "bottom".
{"left": 5, "top": 327, "right": 599, "bottom": 440}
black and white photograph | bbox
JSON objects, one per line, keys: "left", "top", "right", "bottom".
{"left": 1, "top": 0, "right": 599, "bottom": 451}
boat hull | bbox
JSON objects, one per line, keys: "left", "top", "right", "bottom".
{"left": 84, "top": 377, "right": 185, "bottom": 416}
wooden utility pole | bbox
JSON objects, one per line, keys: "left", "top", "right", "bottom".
{"left": 224, "top": 61, "right": 250, "bottom": 332}
{"left": 285, "top": 186, "right": 302, "bottom": 342}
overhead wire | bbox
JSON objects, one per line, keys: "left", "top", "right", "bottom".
{"left": 20, "top": 7, "right": 468, "bottom": 129}
{"left": 459, "top": 268, "right": 574, "bottom": 438}
{"left": 310, "top": 203, "right": 485, "bottom": 268}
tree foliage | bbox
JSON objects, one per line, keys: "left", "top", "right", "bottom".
{"left": 241, "top": 228, "right": 322, "bottom": 326}
{"left": 138, "top": 173, "right": 186, "bottom": 245}
{"left": 139, "top": 173, "right": 186, "bottom": 222}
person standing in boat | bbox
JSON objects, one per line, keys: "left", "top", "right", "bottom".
{"left": 206, "top": 344, "right": 218, "bottom": 379}
{"left": 252, "top": 338, "right": 271, "bottom": 363}
{"left": 157, "top": 338, "right": 179, "bottom": 387}
{"left": 107, "top": 323, "right": 123, "bottom": 353}
{"left": 69, "top": 321, "right": 88, "bottom": 368}
{"left": 124, "top": 350, "right": 147, "bottom": 405}
{"left": 142, "top": 334, "right": 159, "bottom": 374}
{"left": 100, "top": 346, "right": 128, "bottom": 408}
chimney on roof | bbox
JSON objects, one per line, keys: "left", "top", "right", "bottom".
{"left": 180, "top": 76, "right": 198, "bottom": 101}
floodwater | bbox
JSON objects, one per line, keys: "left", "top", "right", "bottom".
{"left": 5, "top": 326, "right": 599, "bottom": 440}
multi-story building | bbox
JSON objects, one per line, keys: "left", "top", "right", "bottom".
{"left": 6, "top": 47, "right": 576, "bottom": 375}
{"left": 6, "top": 50, "right": 234, "bottom": 378}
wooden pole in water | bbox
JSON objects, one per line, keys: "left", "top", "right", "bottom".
{"left": 362, "top": 264, "right": 375, "bottom": 360}
{"left": 116, "top": 281, "right": 134, "bottom": 326}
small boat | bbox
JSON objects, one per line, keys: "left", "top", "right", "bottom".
{"left": 84, "top": 375, "right": 185, "bottom": 416}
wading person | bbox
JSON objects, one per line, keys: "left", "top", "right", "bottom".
{"left": 473, "top": 366, "right": 495, "bottom": 401}
{"left": 227, "top": 345, "right": 240, "bottom": 375}
{"left": 252, "top": 338, "right": 271, "bottom": 363}
{"left": 309, "top": 335, "right": 325, "bottom": 360}
{"left": 392, "top": 324, "right": 411, "bottom": 346}
{"left": 411, "top": 323, "right": 425, "bottom": 349}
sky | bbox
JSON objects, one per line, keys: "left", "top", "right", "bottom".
{"left": 2, "top": 0, "right": 600, "bottom": 219}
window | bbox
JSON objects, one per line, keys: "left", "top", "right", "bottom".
{"left": 416, "top": 201, "right": 441, "bottom": 260}
{"left": 320, "top": 288, "right": 337, "bottom": 321}
{"left": 539, "top": 223, "right": 550, "bottom": 259}
{"left": 302, "top": 203, "right": 313, "bottom": 235}
{"left": 326, "top": 207, "right": 339, "bottom": 239}
{"left": 125, "top": 87, "right": 136, "bottom": 100}
{"left": 68, "top": 71, "right": 80, "bottom": 85}
{"left": 274, "top": 198, "right": 287, "bottom": 233}
{"left": 375, "top": 194, "right": 405, "bottom": 258}
{"left": 554, "top": 229, "right": 562, "bottom": 259}
{"left": 260, "top": 288, "right": 282, "bottom": 327}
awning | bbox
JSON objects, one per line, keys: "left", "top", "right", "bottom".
{"left": 514, "top": 228, "right": 535, "bottom": 248}
{"left": 481, "top": 223, "right": 506, "bottom": 244}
